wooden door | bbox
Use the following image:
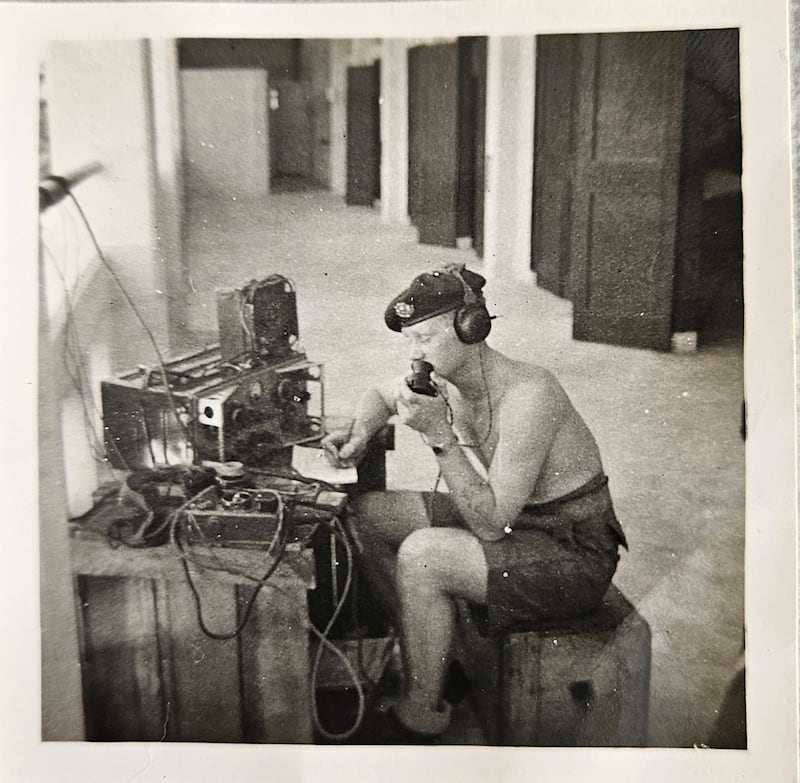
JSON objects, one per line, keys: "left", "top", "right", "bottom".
{"left": 570, "top": 32, "right": 686, "bottom": 351}
{"left": 456, "top": 37, "right": 487, "bottom": 255}
{"left": 531, "top": 35, "right": 580, "bottom": 298}
{"left": 471, "top": 38, "right": 488, "bottom": 257}
{"left": 271, "top": 79, "right": 313, "bottom": 179}
{"left": 346, "top": 63, "right": 380, "bottom": 207}
{"left": 408, "top": 43, "right": 459, "bottom": 246}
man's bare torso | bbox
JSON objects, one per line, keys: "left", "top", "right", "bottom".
{"left": 442, "top": 351, "right": 603, "bottom": 504}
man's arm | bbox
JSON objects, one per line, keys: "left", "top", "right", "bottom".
{"left": 349, "top": 379, "right": 398, "bottom": 442}
{"left": 434, "top": 377, "right": 565, "bottom": 540}
{"left": 322, "top": 378, "right": 399, "bottom": 465}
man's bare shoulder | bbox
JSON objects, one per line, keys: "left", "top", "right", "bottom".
{"left": 498, "top": 359, "right": 567, "bottom": 403}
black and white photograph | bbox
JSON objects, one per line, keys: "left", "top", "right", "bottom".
{"left": 1, "top": 1, "right": 796, "bottom": 781}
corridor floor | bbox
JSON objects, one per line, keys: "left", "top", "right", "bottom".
{"left": 179, "top": 188, "right": 746, "bottom": 748}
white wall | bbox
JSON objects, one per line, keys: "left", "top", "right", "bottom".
{"left": 41, "top": 38, "right": 182, "bottom": 741}
{"left": 150, "top": 40, "right": 189, "bottom": 344}
{"left": 348, "top": 38, "right": 381, "bottom": 67}
{"left": 328, "top": 40, "right": 350, "bottom": 196}
{"left": 380, "top": 39, "right": 409, "bottom": 224}
{"left": 43, "top": 40, "right": 171, "bottom": 514}
{"left": 483, "top": 35, "right": 536, "bottom": 281}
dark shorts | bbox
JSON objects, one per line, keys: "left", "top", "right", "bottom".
{"left": 426, "top": 474, "right": 627, "bottom": 635}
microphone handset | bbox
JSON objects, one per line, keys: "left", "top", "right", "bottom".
{"left": 406, "top": 360, "right": 437, "bottom": 397}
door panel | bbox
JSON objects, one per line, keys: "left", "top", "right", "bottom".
{"left": 346, "top": 63, "right": 380, "bottom": 207}
{"left": 532, "top": 35, "right": 580, "bottom": 297}
{"left": 408, "top": 43, "right": 459, "bottom": 247}
{"left": 456, "top": 37, "right": 488, "bottom": 255}
{"left": 570, "top": 32, "right": 686, "bottom": 351}
{"left": 471, "top": 36, "right": 488, "bottom": 257}
{"left": 271, "top": 79, "right": 313, "bottom": 179}
{"left": 456, "top": 39, "right": 476, "bottom": 240}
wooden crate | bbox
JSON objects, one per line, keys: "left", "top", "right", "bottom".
{"left": 455, "top": 584, "right": 651, "bottom": 746}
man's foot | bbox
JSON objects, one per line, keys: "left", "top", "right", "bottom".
{"left": 359, "top": 705, "right": 445, "bottom": 745}
{"left": 394, "top": 696, "right": 452, "bottom": 737}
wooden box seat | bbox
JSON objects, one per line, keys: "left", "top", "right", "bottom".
{"left": 454, "top": 584, "right": 651, "bottom": 746}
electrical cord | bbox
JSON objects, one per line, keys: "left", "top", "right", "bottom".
{"left": 247, "top": 466, "right": 341, "bottom": 497}
{"left": 42, "top": 241, "right": 127, "bottom": 476}
{"left": 432, "top": 344, "right": 493, "bottom": 450}
{"left": 169, "top": 487, "right": 290, "bottom": 640}
{"left": 164, "top": 467, "right": 373, "bottom": 738}
{"left": 423, "top": 344, "right": 495, "bottom": 499}
{"left": 174, "top": 483, "right": 370, "bottom": 740}
{"left": 64, "top": 187, "right": 200, "bottom": 459}
{"left": 307, "top": 516, "right": 368, "bottom": 742}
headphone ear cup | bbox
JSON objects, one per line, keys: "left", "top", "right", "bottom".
{"left": 453, "top": 304, "right": 492, "bottom": 344}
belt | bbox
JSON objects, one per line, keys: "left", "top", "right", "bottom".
{"left": 522, "top": 473, "right": 609, "bottom": 516}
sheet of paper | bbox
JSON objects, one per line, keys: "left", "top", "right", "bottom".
{"left": 291, "top": 445, "right": 358, "bottom": 485}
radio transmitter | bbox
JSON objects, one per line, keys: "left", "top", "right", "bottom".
{"left": 102, "top": 274, "right": 325, "bottom": 470}
{"left": 102, "top": 347, "right": 324, "bottom": 469}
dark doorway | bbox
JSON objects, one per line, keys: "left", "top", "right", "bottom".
{"left": 270, "top": 78, "right": 316, "bottom": 191}
{"left": 408, "top": 42, "right": 459, "bottom": 245}
{"left": 531, "top": 35, "right": 580, "bottom": 298}
{"left": 346, "top": 62, "right": 381, "bottom": 207}
{"left": 408, "top": 39, "right": 486, "bottom": 250}
{"left": 456, "top": 37, "right": 488, "bottom": 256}
{"left": 673, "top": 29, "right": 743, "bottom": 346}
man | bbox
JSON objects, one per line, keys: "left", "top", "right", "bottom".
{"left": 322, "top": 264, "right": 627, "bottom": 742}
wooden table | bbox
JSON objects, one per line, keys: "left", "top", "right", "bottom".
{"left": 71, "top": 515, "right": 322, "bottom": 743}
{"left": 69, "top": 426, "right": 394, "bottom": 743}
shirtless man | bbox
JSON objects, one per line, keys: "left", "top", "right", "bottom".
{"left": 322, "top": 265, "right": 627, "bottom": 741}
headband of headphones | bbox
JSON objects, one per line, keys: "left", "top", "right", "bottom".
{"left": 443, "top": 264, "right": 483, "bottom": 307}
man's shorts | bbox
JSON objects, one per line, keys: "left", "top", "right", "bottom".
{"left": 425, "top": 474, "right": 627, "bottom": 635}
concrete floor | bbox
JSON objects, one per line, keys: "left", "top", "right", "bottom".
{"left": 178, "top": 187, "right": 745, "bottom": 748}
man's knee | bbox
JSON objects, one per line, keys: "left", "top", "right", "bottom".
{"left": 397, "top": 528, "right": 441, "bottom": 580}
{"left": 396, "top": 528, "right": 489, "bottom": 602}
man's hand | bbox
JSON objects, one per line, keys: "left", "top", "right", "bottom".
{"left": 320, "top": 423, "right": 369, "bottom": 468}
{"left": 396, "top": 380, "right": 453, "bottom": 443}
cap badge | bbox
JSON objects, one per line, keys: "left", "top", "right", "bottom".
{"left": 394, "top": 301, "right": 415, "bottom": 319}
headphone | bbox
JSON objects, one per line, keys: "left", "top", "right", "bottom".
{"left": 447, "top": 267, "right": 493, "bottom": 344}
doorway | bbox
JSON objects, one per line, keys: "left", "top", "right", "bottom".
{"left": 345, "top": 62, "right": 381, "bottom": 207}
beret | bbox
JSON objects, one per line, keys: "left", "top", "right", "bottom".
{"left": 384, "top": 268, "right": 487, "bottom": 332}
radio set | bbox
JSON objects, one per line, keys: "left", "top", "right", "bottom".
{"left": 102, "top": 275, "right": 325, "bottom": 471}
{"left": 179, "top": 479, "right": 348, "bottom": 548}
{"left": 216, "top": 275, "right": 299, "bottom": 364}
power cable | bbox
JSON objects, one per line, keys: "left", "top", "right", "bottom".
{"left": 64, "top": 187, "right": 199, "bottom": 458}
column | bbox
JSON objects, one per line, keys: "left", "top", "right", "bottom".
{"left": 329, "top": 39, "right": 350, "bottom": 197}
{"left": 482, "top": 36, "right": 536, "bottom": 281}
{"left": 149, "top": 39, "right": 189, "bottom": 352}
{"left": 380, "top": 39, "right": 409, "bottom": 224}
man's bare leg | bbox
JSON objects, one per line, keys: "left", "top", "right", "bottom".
{"left": 394, "top": 527, "right": 488, "bottom": 734}
{"left": 350, "top": 491, "right": 433, "bottom": 620}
